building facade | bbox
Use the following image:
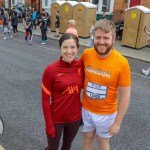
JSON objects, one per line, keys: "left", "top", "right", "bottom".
{"left": 1, "top": 0, "right": 150, "bottom": 22}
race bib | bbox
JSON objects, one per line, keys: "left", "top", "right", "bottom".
{"left": 86, "top": 82, "right": 107, "bottom": 100}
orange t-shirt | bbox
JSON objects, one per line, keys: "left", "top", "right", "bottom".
{"left": 66, "top": 27, "right": 78, "bottom": 37}
{"left": 80, "top": 48, "right": 131, "bottom": 115}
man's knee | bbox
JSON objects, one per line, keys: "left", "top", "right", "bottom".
{"left": 98, "top": 137, "right": 110, "bottom": 150}
{"left": 83, "top": 131, "right": 95, "bottom": 143}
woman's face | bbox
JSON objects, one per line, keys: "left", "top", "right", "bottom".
{"left": 61, "top": 39, "right": 78, "bottom": 63}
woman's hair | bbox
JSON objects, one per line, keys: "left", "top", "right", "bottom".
{"left": 94, "top": 19, "right": 116, "bottom": 38}
{"left": 59, "top": 33, "right": 79, "bottom": 48}
{"left": 68, "top": 19, "right": 76, "bottom": 27}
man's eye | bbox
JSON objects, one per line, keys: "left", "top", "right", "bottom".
{"left": 71, "top": 46, "right": 76, "bottom": 49}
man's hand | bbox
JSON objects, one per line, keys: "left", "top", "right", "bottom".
{"left": 109, "top": 122, "right": 120, "bottom": 136}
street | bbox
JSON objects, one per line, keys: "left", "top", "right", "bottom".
{"left": 0, "top": 32, "right": 150, "bottom": 150}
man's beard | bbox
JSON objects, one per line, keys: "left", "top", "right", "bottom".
{"left": 94, "top": 43, "right": 113, "bottom": 56}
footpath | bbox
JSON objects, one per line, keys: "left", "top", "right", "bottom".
{"left": 18, "top": 23, "right": 150, "bottom": 62}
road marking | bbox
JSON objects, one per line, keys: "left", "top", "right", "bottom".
{"left": 0, "top": 34, "right": 59, "bottom": 52}
{"left": 0, "top": 34, "right": 150, "bottom": 79}
{"left": 131, "top": 72, "right": 150, "bottom": 79}
{"left": 0, "top": 145, "right": 5, "bottom": 150}
{"left": 13, "top": 38, "right": 60, "bottom": 52}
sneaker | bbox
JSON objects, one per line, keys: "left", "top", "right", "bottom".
{"left": 25, "top": 40, "right": 28, "bottom": 44}
{"left": 142, "top": 69, "right": 149, "bottom": 76}
{"left": 41, "top": 42, "right": 46, "bottom": 45}
{"left": 3, "top": 37, "right": 7, "bottom": 40}
{"left": 29, "top": 42, "right": 33, "bottom": 45}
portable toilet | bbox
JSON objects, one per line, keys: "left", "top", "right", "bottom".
{"left": 51, "top": 1, "right": 65, "bottom": 32}
{"left": 59, "top": 1, "right": 78, "bottom": 33}
{"left": 122, "top": 6, "right": 150, "bottom": 49}
{"left": 73, "top": 2, "right": 97, "bottom": 38}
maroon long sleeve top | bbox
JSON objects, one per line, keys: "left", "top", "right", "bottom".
{"left": 42, "top": 57, "right": 84, "bottom": 136}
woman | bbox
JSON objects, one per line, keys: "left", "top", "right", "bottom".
{"left": 66, "top": 19, "right": 78, "bottom": 37}
{"left": 42, "top": 33, "right": 84, "bottom": 150}
{"left": 11, "top": 10, "right": 19, "bottom": 37}
{"left": 24, "top": 12, "right": 33, "bottom": 44}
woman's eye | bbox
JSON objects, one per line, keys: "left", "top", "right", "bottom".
{"left": 63, "top": 46, "right": 68, "bottom": 49}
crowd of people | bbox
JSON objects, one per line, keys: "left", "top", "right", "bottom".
{"left": 0, "top": 5, "right": 50, "bottom": 45}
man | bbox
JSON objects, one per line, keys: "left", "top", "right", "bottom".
{"left": 39, "top": 13, "right": 47, "bottom": 44}
{"left": 0, "top": 9, "right": 12, "bottom": 39}
{"left": 54, "top": 10, "right": 60, "bottom": 37}
{"left": 80, "top": 19, "right": 131, "bottom": 150}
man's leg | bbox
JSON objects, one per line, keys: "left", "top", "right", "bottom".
{"left": 98, "top": 137, "right": 110, "bottom": 150}
{"left": 83, "top": 130, "right": 95, "bottom": 150}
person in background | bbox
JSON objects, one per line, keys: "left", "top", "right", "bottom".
{"left": 11, "top": 10, "right": 19, "bottom": 37}
{"left": 101, "top": 9, "right": 106, "bottom": 19}
{"left": 22, "top": 5, "right": 26, "bottom": 24}
{"left": 54, "top": 10, "right": 60, "bottom": 37}
{"left": 142, "top": 67, "right": 150, "bottom": 76}
{"left": 0, "top": 9, "right": 12, "bottom": 39}
{"left": 89, "top": 22, "right": 95, "bottom": 48}
{"left": 144, "top": 27, "right": 150, "bottom": 46}
{"left": 66, "top": 19, "right": 78, "bottom": 37}
{"left": 80, "top": 19, "right": 131, "bottom": 150}
{"left": 42, "top": 33, "right": 84, "bottom": 150}
{"left": 39, "top": 13, "right": 47, "bottom": 45}
{"left": 32, "top": 8, "right": 37, "bottom": 30}
{"left": 24, "top": 12, "right": 33, "bottom": 45}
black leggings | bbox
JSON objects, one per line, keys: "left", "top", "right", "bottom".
{"left": 45, "top": 119, "right": 81, "bottom": 150}
{"left": 25, "top": 28, "right": 33, "bottom": 42}
{"left": 41, "top": 29, "right": 47, "bottom": 41}
{"left": 12, "top": 25, "right": 18, "bottom": 34}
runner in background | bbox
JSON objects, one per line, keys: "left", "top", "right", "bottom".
{"left": 24, "top": 12, "right": 33, "bottom": 45}
{"left": 39, "top": 13, "right": 48, "bottom": 45}
{"left": 0, "top": 9, "right": 12, "bottom": 39}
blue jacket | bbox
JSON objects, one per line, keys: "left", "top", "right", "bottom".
{"left": 32, "top": 12, "right": 37, "bottom": 20}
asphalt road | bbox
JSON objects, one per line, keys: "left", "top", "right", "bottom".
{"left": 0, "top": 32, "right": 150, "bottom": 150}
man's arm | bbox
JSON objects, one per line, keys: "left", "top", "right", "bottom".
{"left": 109, "top": 86, "right": 131, "bottom": 136}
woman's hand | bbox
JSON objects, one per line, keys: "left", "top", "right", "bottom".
{"left": 46, "top": 125, "right": 55, "bottom": 138}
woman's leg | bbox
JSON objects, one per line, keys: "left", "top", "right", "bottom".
{"left": 45, "top": 124, "right": 63, "bottom": 150}
{"left": 61, "top": 119, "right": 81, "bottom": 150}
{"left": 25, "top": 29, "right": 29, "bottom": 41}
{"left": 28, "top": 28, "right": 33, "bottom": 43}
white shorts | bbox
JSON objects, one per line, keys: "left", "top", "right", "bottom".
{"left": 82, "top": 108, "right": 117, "bottom": 138}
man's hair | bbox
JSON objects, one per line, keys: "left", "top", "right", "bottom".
{"left": 94, "top": 19, "right": 116, "bottom": 38}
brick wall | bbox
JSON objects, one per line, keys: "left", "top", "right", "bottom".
{"left": 112, "top": 0, "right": 128, "bottom": 22}
{"left": 0, "top": 0, "right": 5, "bottom": 6}
{"left": 112, "top": 0, "right": 150, "bottom": 22}
{"left": 141, "top": 0, "right": 150, "bottom": 8}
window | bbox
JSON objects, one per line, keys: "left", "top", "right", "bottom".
{"left": 45, "top": 0, "right": 48, "bottom": 6}
{"left": 17, "top": 0, "right": 22, "bottom": 4}
{"left": 102, "top": 0, "right": 110, "bottom": 12}
{"left": 12, "top": 0, "right": 15, "bottom": 4}
{"left": 94, "top": 0, "right": 114, "bottom": 14}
